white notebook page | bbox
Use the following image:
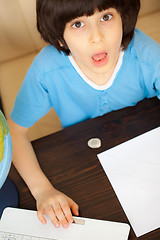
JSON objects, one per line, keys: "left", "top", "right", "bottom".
{"left": 98, "top": 126, "right": 160, "bottom": 237}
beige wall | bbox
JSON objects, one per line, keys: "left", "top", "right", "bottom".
{"left": 0, "top": 0, "right": 46, "bottom": 63}
{"left": 139, "top": 0, "right": 160, "bottom": 16}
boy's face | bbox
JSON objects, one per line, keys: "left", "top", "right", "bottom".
{"left": 63, "top": 8, "right": 123, "bottom": 84}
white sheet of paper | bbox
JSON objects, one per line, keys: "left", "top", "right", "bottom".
{"left": 97, "top": 126, "right": 160, "bottom": 237}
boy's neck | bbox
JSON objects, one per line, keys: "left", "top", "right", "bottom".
{"left": 84, "top": 64, "right": 117, "bottom": 86}
{"left": 70, "top": 50, "right": 123, "bottom": 87}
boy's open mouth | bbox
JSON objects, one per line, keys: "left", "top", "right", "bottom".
{"left": 91, "top": 51, "right": 108, "bottom": 67}
{"left": 92, "top": 52, "right": 107, "bottom": 61}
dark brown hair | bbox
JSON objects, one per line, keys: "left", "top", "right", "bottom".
{"left": 36, "top": 0, "right": 140, "bottom": 55}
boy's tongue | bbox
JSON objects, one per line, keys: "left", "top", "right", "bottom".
{"left": 92, "top": 52, "right": 107, "bottom": 61}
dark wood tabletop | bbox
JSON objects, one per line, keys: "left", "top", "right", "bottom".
{"left": 9, "top": 97, "right": 160, "bottom": 240}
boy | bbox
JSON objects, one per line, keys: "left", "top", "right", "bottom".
{"left": 8, "top": 0, "right": 160, "bottom": 229}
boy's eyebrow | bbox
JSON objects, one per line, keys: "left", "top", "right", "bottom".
{"left": 66, "top": 7, "right": 117, "bottom": 24}
{"left": 71, "top": 8, "right": 117, "bottom": 20}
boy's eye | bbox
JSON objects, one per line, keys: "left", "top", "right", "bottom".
{"left": 101, "top": 14, "right": 112, "bottom": 22}
{"left": 72, "top": 21, "right": 84, "bottom": 28}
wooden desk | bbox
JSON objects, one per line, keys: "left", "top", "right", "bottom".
{"left": 9, "top": 97, "right": 160, "bottom": 240}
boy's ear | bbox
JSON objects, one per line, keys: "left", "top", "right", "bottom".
{"left": 59, "top": 41, "right": 63, "bottom": 47}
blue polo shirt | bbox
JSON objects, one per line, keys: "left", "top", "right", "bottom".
{"left": 11, "top": 29, "right": 160, "bottom": 128}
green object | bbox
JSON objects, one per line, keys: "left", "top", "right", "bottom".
{"left": 0, "top": 110, "right": 12, "bottom": 188}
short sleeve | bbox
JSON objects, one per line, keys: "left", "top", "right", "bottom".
{"left": 154, "top": 62, "right": 160, "bottom": 100}
{"left": 10, "top": 62, "right": 52, "bottom": 128}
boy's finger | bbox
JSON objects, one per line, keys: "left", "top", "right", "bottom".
{"left": 68, "top": 198, "right": 79, "bottom": 216}
{"left": 60, "top": 201, "right": 74, "bottom": 223}
{"left": 45, "top": 205, "right": 60, "bottom": 228}
{"left": 37, "top": 208, "right": 47, "bottom": 225}
{"left": 53, "top": 202, "right": 69, "bottom": 228}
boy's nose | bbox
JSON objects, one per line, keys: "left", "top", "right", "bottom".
{"left": 89, "top": 26, "right": 104, "bottom": 44}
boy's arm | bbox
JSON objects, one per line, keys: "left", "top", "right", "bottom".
{"left": 7, "top": 117, "right": 79, "bottom": 228}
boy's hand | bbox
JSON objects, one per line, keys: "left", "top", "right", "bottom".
{"left": 7, "top": 117, "right": 79, "bottom": 228}
{"left": 36, "top": 187, "right": 79, "bottom": 228}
